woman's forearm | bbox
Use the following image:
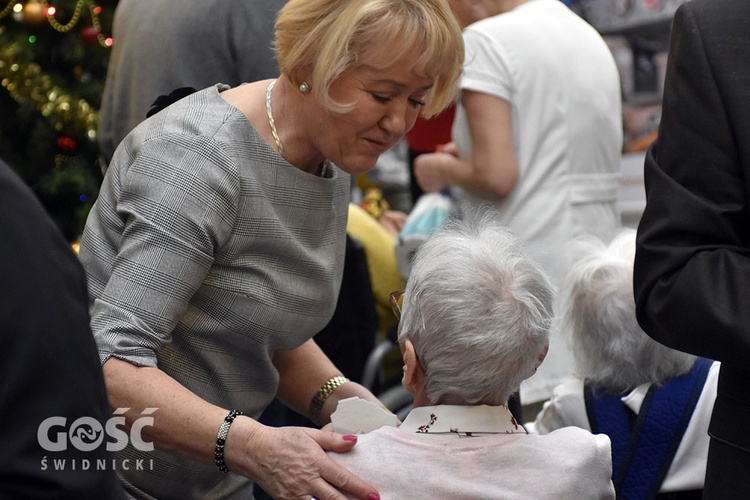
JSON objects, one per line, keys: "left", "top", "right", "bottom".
{"left": 414, "top": 150, "right": 517, "bottom": 198}
{"left": 273, "top": 338, "right": 382, "bottom": 424}
{"left": 102, "top": 357, "right": 251, "bottom": 463}
{"left": 103, "top": 356, "right": 379, "bottom": 499}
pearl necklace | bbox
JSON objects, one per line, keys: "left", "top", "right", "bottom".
{"left": 265, "top": 79, "right": 328, "bottom": 177}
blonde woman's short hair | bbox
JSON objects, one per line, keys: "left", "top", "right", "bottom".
{"left": 274, "top": 0, "right": 463, "bottom": 118}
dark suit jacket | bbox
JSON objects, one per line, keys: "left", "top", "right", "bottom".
{"left": 0, "top": 160, "right": 125, "bottom": 499}
{"left": 634, "top": 0, "right": 750, "bottom": 496}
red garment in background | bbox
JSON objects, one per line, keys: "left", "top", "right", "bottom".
{"left": 406, "top": 105, "right": 455, "bottom": 153}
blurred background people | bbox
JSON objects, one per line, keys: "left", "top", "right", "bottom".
{"left": 0, "top": 158, "right": 125, "bottom": 500}
{"left": 329, "top": 217, "right": 615, "bottom": 499}
{"left": 534, "top": 229, "right": 718, "bottom": 499}
{"left": 78, "top": 0, "right": 464, "bottom": 497}
{"left": 633, "top": 0, "right": 750, "bottom": 497}
{"left": 97, "top": 0, "right": 287, "bottom": 165}
{"left": 354, "top": 138, "right": 413, "bottom": 215}
{"left": 413, "top": 0, "right": 623, "bottom": 411}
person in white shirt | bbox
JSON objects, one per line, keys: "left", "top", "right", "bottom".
{"left": 328, "top": 217, "right": 615, "bottom": 499}
{"left": 532, "top": 228, "right": 718, "bottom": 498}
{"left": 413, "top": 0, "right": 623, "bottom": 407}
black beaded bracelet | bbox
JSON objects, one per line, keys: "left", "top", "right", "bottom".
{"left": 215, "top": 410, "right": 243, "bottom": 473}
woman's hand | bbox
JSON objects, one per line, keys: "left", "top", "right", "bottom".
{"left": 413, "top": 151, "right": 454, "bottom": 193}
{"left": 103, "top": 356, "right": 380, "bottom": 499}
{"left": 435, "top": 141, "right": 458, "bottom": 156}
{"left": 226, "top": 419, "right": 378, "bottom": 500}
{"left": 378, "top": 210, "right": 407, "bottom": 237}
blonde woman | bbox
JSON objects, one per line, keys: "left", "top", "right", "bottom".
{"left": 78, "top": 0, "right": 463, "bottom": 498}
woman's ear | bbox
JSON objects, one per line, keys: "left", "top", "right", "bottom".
{"left": 401, "top": 340, "right": 433, "bottom": 407}
{"left": 538, "top": 340, "right": 549, "bottom": 365}
{"left": 401, "top": 339, "right": 423, "bottom": 396}
{"left": 524, "top": 340, "right": 550, "bottom": 380}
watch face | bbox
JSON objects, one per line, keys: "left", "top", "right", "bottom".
{"left": 614, "top": 0, "right": 633, "bottom": 16}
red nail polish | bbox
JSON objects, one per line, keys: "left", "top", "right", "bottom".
{"left": 368, "top": 494, "right": 380, "bottom": 500}
{"left": 343, "top": 434, "right": 358, "bottom": 441}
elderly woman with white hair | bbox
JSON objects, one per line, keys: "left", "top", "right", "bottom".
{"left": 532, "top": 228, "right": 719, "bottom": 499}
{"left": 328, "top": 217, "right": 615, "bottom": 498}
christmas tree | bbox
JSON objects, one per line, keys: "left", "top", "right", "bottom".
{"left": 0, "top": 0, "right": 116, "bottom": 240}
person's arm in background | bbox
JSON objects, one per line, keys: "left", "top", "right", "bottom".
{"left": 633, "top": 1, "right": 750, "bottom": 366}
{"left": 0, "top": 160, "right": 125, "bottom": 499}
{"left": 413, "top": 90, "right": 518, "bottom": 198}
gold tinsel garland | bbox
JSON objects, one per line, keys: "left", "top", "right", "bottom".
{"left": 0, "top": 1, "right": 15, "bottom": 19}
{"left": 0, "top": 1, "right": 111, "bottom": 47}
{"left": 0, "top": 0, "right": 112, "bottom": 140}
{"left": 0, "top": 30, "right": 99, "bottom": 142}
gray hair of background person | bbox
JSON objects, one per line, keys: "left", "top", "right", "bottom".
{"left": 398, "top": 216, "right": 555, "bottom": 406}
{"left": 562, "top": 228, "right": 696, "bottom": 393}
{"left": 274, "top": 0, "right": 463, "bottom": 118}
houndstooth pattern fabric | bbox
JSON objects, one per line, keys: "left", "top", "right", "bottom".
{"left": 78, "top": 84, "right": 351, "bottom": 499}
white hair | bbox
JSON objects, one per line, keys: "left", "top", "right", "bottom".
{"left": 562, "top": 228, "right": 696, "bottom": 392}
{"left": 398, "top": 216, "right": 555, "bottom": 405}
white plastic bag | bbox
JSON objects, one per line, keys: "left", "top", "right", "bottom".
{"left": 395, "top": 192, "right": 454, "bottom": 280}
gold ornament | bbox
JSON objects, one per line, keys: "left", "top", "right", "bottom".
{"left": 360, "top": 188, "right": 391, "bottom": 221}
{"left": 22, "top": 0, "right": 47, "bottom": 25}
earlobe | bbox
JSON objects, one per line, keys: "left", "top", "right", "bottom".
{"left": 401, "top": 339, "right": 432, "bottom": 406}
{"left": 401, "top": 340, "right": 418, "bottom": 392}
{"left": 524, "top": 340, "right": 550, "bottom": 380}
{"left": 538, "top": 340, "right": 549, "bottom": 365}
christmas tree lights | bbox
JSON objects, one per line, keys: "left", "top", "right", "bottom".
{"left": 0, "top": 0, "right": 115, "bottom": 240}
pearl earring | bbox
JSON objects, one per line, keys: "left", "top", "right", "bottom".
{"left": 299, "top": 81, "right": 311, "bottom": 93}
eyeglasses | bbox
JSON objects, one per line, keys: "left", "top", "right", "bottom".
{"left": 390, "top": 290, "right": 405, "bottom": 321}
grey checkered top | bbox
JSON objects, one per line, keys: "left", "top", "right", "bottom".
{"left": 78, "top": 84, "right": 350, "bottom": 499}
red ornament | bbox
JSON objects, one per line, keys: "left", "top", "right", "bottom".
{"left": 80, "top": 26, "right": 100, "bottom": 45}
{"left": 57, "top": 135, "right": 78, "bottom": 154}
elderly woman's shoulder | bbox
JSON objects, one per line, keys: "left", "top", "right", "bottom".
{"left": 530, "top": 426, "right": 613, "bottom": 476}
{"left": 524, "top": 424, "right": 612, "bottom": 460}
